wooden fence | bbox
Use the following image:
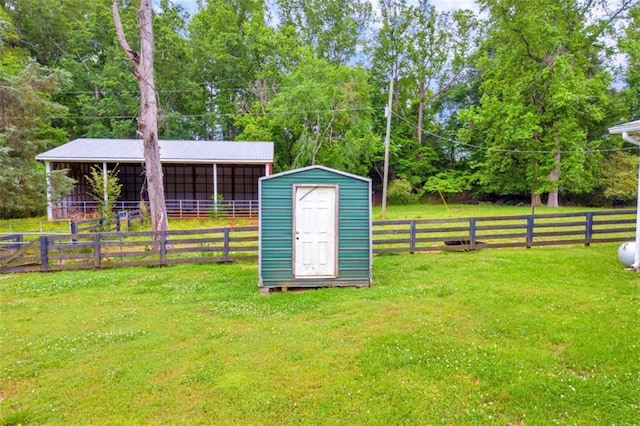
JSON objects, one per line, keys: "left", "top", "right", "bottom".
{"left": 1, "top": 227, "right": 258, "bottom": 273}
{"left": 69, "top": 210, "right": 143, "bottom": 234}
{"left": 0, "top": 209, "right": 635, "bottom": 273}
{"left": 372, "top": 209, "right": 636, "bottom": 253}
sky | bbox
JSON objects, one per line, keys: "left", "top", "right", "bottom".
{"left": 176, "top": 0, "right": 480, "bottom": 15}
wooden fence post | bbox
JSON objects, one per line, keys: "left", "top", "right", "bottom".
{"left": 93, "top": 233, "right": 101, "bottom": 268}
{"left": 409, "top": 221, "right": 416, "bottom": 254}
{"left": 526, "top": 216, "right": 534, "bottom": 248}
{"left": 39, "top": 236, "right": 49, "bottom": 271}
{"left": 585, "top": 212, "right": 594, "bottom": 246}
{"left": 16, "top": 234, "right": 24, "bottom": 264}
{"left": 223, "top": 228, "right": 231, "bottom": 262}
{"left": 469, "top": 218, "right": 477, "bottom": 250}
{"left": 70, "top": 220, "right": 78, "bottom": 243}
{"left": 160, "top": 231, "right": 168, "bottom": 266}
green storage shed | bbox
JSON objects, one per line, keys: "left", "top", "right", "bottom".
{"left": 259, "top": 165, "right": 372, "bottom": 293}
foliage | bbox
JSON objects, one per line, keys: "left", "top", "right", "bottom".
{"left": 139, "top": 200, "right": 150, "bottom": 226}
{"left": 369, "top": 0, "right": 481, "bottom": 187}
{"left": 0, "top": 11, "right": 69, "bottom": 218}
{"left": 386, "top": 178, "right": 419, "bottom": 205}
{"left": 189, "top": 0, "right": 280, "bottom": 140}
{"left": 269, "top": 55, "right": 376, "bottom": 175}
{"left": 600, "top": 151, "right": 638, "bottom": 202}
{"left": 274, "top": 0, "right": 373, "bottom": 64}
{"left": 48, "top": 169, "right": 77, "bottom": 204}
{"left": 85, "top": 166, "right": 122, "bottom": 229}
{"left": 0, "top": 245, "right": 638, "bottom": 424}
{"left": 1, "top": 0, "right": 639, "bottom": 218}
{"left": 423, "top": 170, "right": 474, "bottom": 195}
{"left": 208, "top": 194, "right": 229, "bottom": 219}
{"left": 619, "top": 4, "right": 640, "bottom": 120}
{"left": 459, "top": 0, "right": 616, "bottom": 207}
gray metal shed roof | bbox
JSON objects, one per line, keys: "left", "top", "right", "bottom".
{"left": 609, "top": 120, "right": 640, "bottom": 134}
{"left": 36, "top": 138, "right": 274, "bottom": 164}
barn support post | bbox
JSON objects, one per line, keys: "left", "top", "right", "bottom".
{"left": 103, "top": 162, "right": 108, "bottom": 205}
{"left": 45, "top": 162, "right": 53, "bottom": 221}
{"left": 585, "top": 212, "right": 594, "bottom": 246}
{"left": 213, "top": 163, "right": 218, "bottom": 212}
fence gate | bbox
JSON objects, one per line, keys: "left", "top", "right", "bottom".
{"left": 0, "top": 236, "right": 41, "bottom": 272}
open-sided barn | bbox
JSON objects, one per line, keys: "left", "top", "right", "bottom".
{"left": 36, "top": 138, "right": 274, "bottom": 219}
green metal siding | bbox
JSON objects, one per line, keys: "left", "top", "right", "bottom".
{"left": 259, "top": 166, "right": 371, "bottom": 288}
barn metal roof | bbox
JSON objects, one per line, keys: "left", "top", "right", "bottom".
{"left": 609, "top": 120, "right": 640, "bottom": 134}
{"left": 36, "top": 138, "right": 274, "bottom": 164}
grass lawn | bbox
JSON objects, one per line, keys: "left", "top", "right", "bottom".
{"left": 1, "top": 243, "right": 638, "bottom": 424}
{"left": 371, "top": 202, "right": 620, "bottom": 220}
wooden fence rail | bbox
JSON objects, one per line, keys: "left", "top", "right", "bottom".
{"left": 371, "top": 209, "right": 636, "bottom": 253}
{"left": 0, "top": 209, "right": 636, "bottom": 273}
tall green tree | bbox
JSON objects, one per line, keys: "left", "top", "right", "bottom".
{"left": 620, "top": 4, "right": 640, "bottom": 120}
{"left": 274, "top": 0, "right": 373, "bottom": 65}
{"left": 369, "top": 0, "right": 413, "bottom": 184}
{"left": 269, "top": 55, "right": 376, "bottom": 175}
{"left": 153, "top": 0, "right": 203, "bottom": 139}
{"left": 405, "top": 3, "right": 479, "bottom": 145}
{"left": 459, "top": 0, "right": 616, "bottom": 207}
{"left": 4, "top": 0, "right": 200, "bottom": 140}
{"left": 369, "top": 0, "right": 481, "bottom": 189}
{"left": 600, "top": 151, "right": 638, "bottom": 204}
{"left": 0, "top": 0, "right": 89, "bottom": 65}
{"left": 189, "top": 0, "right": 269, "bottom": 140}
{"left": 0, "top": 8, "right": 71, "bottom": 217}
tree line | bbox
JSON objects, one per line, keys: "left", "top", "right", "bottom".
{"left": 0, "top": 0, "right": 638, "bottom": 218}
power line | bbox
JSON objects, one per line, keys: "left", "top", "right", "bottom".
{"left": 52, "top": 106, "right": 377, "bottom": 120}
{"left": 391, "top": 110, "right": 636, "bottom": 155}
{"left": 50, "top": 99, "right": 634, "bottom": 155}
{"left": 54, "top": 81, "right": 356, "bottom": 96}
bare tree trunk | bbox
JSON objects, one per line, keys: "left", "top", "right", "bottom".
{"left": 112, "top": 1, "right": 168, "bottom": 233}
{"left": 547, "top": 150, "right": 561, "bottom": 207}
{"left": 531, "top": 192, "right": 542, "bottom": 206}
{"left": 417, "top": 81, "right": 425, "bottom": 145}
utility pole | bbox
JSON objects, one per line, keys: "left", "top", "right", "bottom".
{"left": 381, "top": 76, "right": 394, "bottom": 220}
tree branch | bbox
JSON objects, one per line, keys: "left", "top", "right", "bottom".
{"left": 111, "top": 2, "right": 140, "bottom": 67}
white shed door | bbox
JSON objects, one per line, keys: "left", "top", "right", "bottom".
{"left": 294, "top": 185, "right": 337, "bottom": 278}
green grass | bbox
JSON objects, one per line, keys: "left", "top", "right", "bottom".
{"left": 372, "top": 202, "right": 619, "bottom": 220}
{"left": 0, "top": 218, "right": 71, "bottom": 234}
{"left": 1, "top": 244, "right": 638, "bottom": 424}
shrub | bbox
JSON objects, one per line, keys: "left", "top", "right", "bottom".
{"left": 85, "top": 166, "right": 122, "bottom": 230}
{"left": 387, "top": 179, "right": 419, "bottom": 205}
{"left": 208, "top": 194, "right": 229, "bottom": 219}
